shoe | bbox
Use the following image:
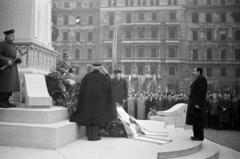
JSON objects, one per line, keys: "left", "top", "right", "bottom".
{"left": 191, "top": 136, "right": 203, "bottom": 141}
{"left": 6, "top": 101, "right": 17, "bottom": 107}
{"left": 0, "top": 102, "right": 10, "bottom": 108}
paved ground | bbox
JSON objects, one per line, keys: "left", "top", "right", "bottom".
{"left": 204, "top": 128, "right": 240, "bottom": 152}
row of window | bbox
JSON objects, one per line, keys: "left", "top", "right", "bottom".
{"left": 52, "top": 15, "right": 94, "bottom": 25}
{"left": 206, "top": 68, "right": 240, "bottom": 78}
{"left": 192, "top": 12, "right": 227, "bottom": 23}
{"left": 192, "top": 48, "right": 240, "bottom": 60}
{"left": 53, "top": 1, "right": 95, "bottom": 9}
{"left": 192, "top": 0, "right": 240, "bottom": 5}
{"left": 192, "top": 29, "right": 240, "bottom": 41}
{"left": 62, "top": 32, "right": 93, "bottom": 42}
{"left": 108, "top": 0, "right": 178, "bottom": 6}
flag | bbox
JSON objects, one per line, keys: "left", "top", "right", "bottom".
{"left": 112, "top": 25, "right": 118, "bottom": 71}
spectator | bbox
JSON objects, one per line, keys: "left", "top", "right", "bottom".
{"left": 218, "top": 93, "right": 231, "bottom": 130}
{"left": 209, "top": 95, "right": 219, "bottom": 129}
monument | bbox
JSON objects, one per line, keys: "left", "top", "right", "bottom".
{"left": 0, "top": 0, "right": 85, "bottom": 149}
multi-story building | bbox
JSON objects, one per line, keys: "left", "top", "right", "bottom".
{"left": 100, "top": 0, "right": 187, "bottom": 93}
{"left": 185, "top": 0, "right": 240, "bottom": 94}
{"left": 52, "top": 0, "right": 100, "bottom": 81}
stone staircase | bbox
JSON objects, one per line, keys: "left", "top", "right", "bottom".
{"left": 0, "top": 103, "right": 86, "bottom": 149}
{"left": 179, "top": 63, "right": 189, "bottom": 93}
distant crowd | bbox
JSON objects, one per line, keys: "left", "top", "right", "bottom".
{"left": 126, "top": 91, "right": 240, "bottom": 131}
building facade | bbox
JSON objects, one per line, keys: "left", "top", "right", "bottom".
{"left": 186, "top": 0, "right": 240, "bottom": 94}
{"left": 52, "top": 0, "right": 100, "bottom": 81}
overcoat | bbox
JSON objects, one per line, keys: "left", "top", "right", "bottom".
{"left": 70, "top": 70, "right": 117, "bottom": 126}
{"left": 0, "top": 40, "right": 20, "bottom": 92}
{"left": 218, "top": 99, "right": 231, "bottom": 123}
{"left": 186, "top": 75, "right": 207, "bottom": 127}
{"left": 145, "top": 98, "right": 156, "bottom": 119}
{"left": 111, "top": 78, "right": 128, "bottom": 104}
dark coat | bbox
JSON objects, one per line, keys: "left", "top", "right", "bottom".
{"left": 218, "top": 99, "right": 231, "bottom": 123}
{"left": 186, "top": 75, "right": 208, "bottom": 127}
{"left": 0, "top": 40, "right": 20, "bottom": 93}
{"left": 162, "top": 99, "right": 175, "bottom": 111}
{"left": 70, "top": 70, "right": 117, "bottom": 126}
{"left": 111, "top": 78, "right": 128, "bottom": 104}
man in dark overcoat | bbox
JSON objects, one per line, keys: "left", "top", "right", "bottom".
{"left": 218, "top": 93, "right": 231, "bottom": 130}
{"left": 186, "top": 67, "right": 207, "bottom": 141}
{"left": 70, "top": 63, "right": 117, "bottom": 141}
{"left": 111, "top": 69, "right": 128, "bottom": 111}
{"left": 0, "top": 29, "right": 21, "bottom": 108}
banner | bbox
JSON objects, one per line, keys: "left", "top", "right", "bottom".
{"left": 112, "top": 25, "right": 118, "bottom": 71}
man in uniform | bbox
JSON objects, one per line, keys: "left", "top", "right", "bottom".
{"left": 111, "top": 69, "right": 128, "bottom": 111}
{"left": 186, "top": 67, "right": 208, "bottom": 141}
{"left": 0, "top": 29, "right": 22, "bottom": 108}
{"left": 56, "top": 52, "right": 74, "bottom": 78}
{"left": 70, "top": 63, "right": 117, "bottom": 141}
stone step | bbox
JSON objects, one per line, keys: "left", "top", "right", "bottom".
{"left": 0, "top": 105, "right": 69, "bottom": 124}
{"left": 172, "top": 140, "right": 219, "bottom": 159}
{"left": 0, "top": 120, "right": 86, "bottom": 149}
{"left": 217, "top": 144, "right": 238, "bottom": 159}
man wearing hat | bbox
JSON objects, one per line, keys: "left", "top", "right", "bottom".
{"left": 56, "top": 52, "right": 74, "bottom": 78}
{"left": 0, "top": 29, "right": 22, "bottom": 108}
{"left": 70, "top": 63, "right": 117, "bottom": 141}
{"left": 111, "top": 69, "right": 128, "bottom": 112}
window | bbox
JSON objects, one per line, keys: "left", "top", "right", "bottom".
{"left": 207, "top": 67, "right": 212, "bottom": 77}
{"left": 168, "top": 27, "right": 177, "bottom": 39}
{"left": 125, "top": 29, "right": 132, "bottom": 39}
{"left": 235, "top": 30, "right": 240, "bottom": 41}
{"left": 108, "top": 66, "right": 113, "bottom": 74}
{"left": 130, "top": 0, "right": 134, "bottom": 6}
{"left": 107, "top": 47, "right": 112, "bottom": 57}
{"left": 220, "top": 0, "right": 226, "bottom": 4}
{"left": 206, "top": 0, "right": 211, "bottom": 4}
{"left": 193, "top": 0, "right": 198, "bottom": 5}
{"left": 151, "top": 28, "right": 158, "bottom": 38}
{"left": 53, "top": 2, "right": 58, "bottom": 8}
{"left": 221, "top": 68, "right": 226, "bottom": 77}
{"left": 168, "top": 0, "right": 177, "bottom": 5}
{"left": 221, "top": 13, "right": 226, "bottom": 23}
{"left": 192, "top": 49, "right": 198, "bottom": 60}
{"left": 88, "top": 16, "right": 93, "bottom": 25}
{"left": 75, "top": 32, "right": 80, "bottom": 42}
{"left": 169, "top": 67, "right": 175, "bottom": 75}
{"left": 108, "top": 0, "right": 117, "bottom": 6}
{"left": 156, "top": 0, "right": 160, "bottom": 5}
{"left": 169, "top": 12, "right": 176, "bottom": 20}
{"left": 151, "top": 48, "right": 157, "bottom": 57}
{"left": 126, "top": 47, "right": 131, "bottom": 57}
{"left": 125, "top": 0, "right": 129, "bottom": 6}
{"left": 63, "top": 32, "right": 68, "bottom": 41}
{"left": 221, "top": 49, "right": 227, "bottom": 60}
{"left": 206, "top": 48, "right": 212, "bottom": 60}
{"left": 126, "top": 13, "right": 132, "bottom": 23}
{"left": 75, "top": 49, "right": 80, "bottom": 60}
{"left": 76, "top": 2, "right": 82, "bottom": 8}
{"left": 235, "top": 49, "right": 240, "bottom": 60}
{"left": 109, "top": 13, "right": 115, "bottom": 25}
{"left": 206, "top": 30, "right": 212, "bottom": 41}
{"left": 137, "top": 0, "right": 142, "bottom": 6}
{"left": 138, "top": 27, "right": 146, "bottom": 38}
{"left": 125, "top": 65, "right": 131, "bottom": 75}
{"left": 236, "top": 68, "right": 240, "bottom": 77}
{"left": 192, "top": 30, "right": 198, "bottom": 41}
{"left": 208, "top": 84, "right": 213, "bottom": 92}
{"left": 76, "top": 16, "right": 81, "bottom": 25}
{"left": 88, "top": 32, "right": 93, "bottom": 41}
{"left": 52, "top": 15, "right": 57, "bottom": 25}
{"left": 64, "top": 2, "right": 70, "bottom": 8}
{"left": 206, "top": 14, "right": 212, "bottom": 23}
{"left": 192, "top": 12, "right": 199, "bottom": 23}
{"left": 152, "top": 13, "right": 157, "bottom": 20}
{"left": 150, "top": 0, "right": 155, "bottom": 5}
{"left": 75, "top": 66, "right": 79, "bottom": 75}
{"left": 87, "top": 49, "right": 92, "bottom": 60}
{"left": 64, "top": 16, "right": 68, "bottom": 25}
{"left": 169, "top": 46, "right": 177, "bottom": 57}
{"left": 143, "top": 0, "right": 147, "bottom": 5}
{"left": 89, "top": 2, "right": 94, "bottom": 8}
{"left": 150, "top": 66, "right": 157, "bottom": 75}
{"left": 219, "top": 30, "right": 227, "bottom": 40}
{"left": 139, "top": 13, "right": 145, "bottom": 20}
{"left": 138, "top": 48, "right": 144, "bottom": 57}
{"left": 138, "top": 66, "right": 144, "bottom": 75}
{"left": 109, "top": 30, "right": 114, "bottom": 39}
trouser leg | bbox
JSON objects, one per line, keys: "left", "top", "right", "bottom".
{"left": 91, "top": 125, "right": 101, "bottom": 141}
{"left": 87, "top": 126, "right": 92, "bottom": 140}
{"left": 193, "top": 126, "right": 204, "bottom": 139}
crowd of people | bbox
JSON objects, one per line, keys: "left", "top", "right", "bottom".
{"left": 126, "top": 90, "right": 240, "bottom": 131}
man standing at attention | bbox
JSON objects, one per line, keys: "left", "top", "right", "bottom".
{"left": 112, "top": 69, "right": 128, "bottom": 112}
{"left": 70, "top": 63, "right": 117, "bottom": 141}
{"left": 186, "top": 67, "right": 208, "bottom": 141}
{"left": 0, "top": 29, "right": 22, "bottom": 108}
